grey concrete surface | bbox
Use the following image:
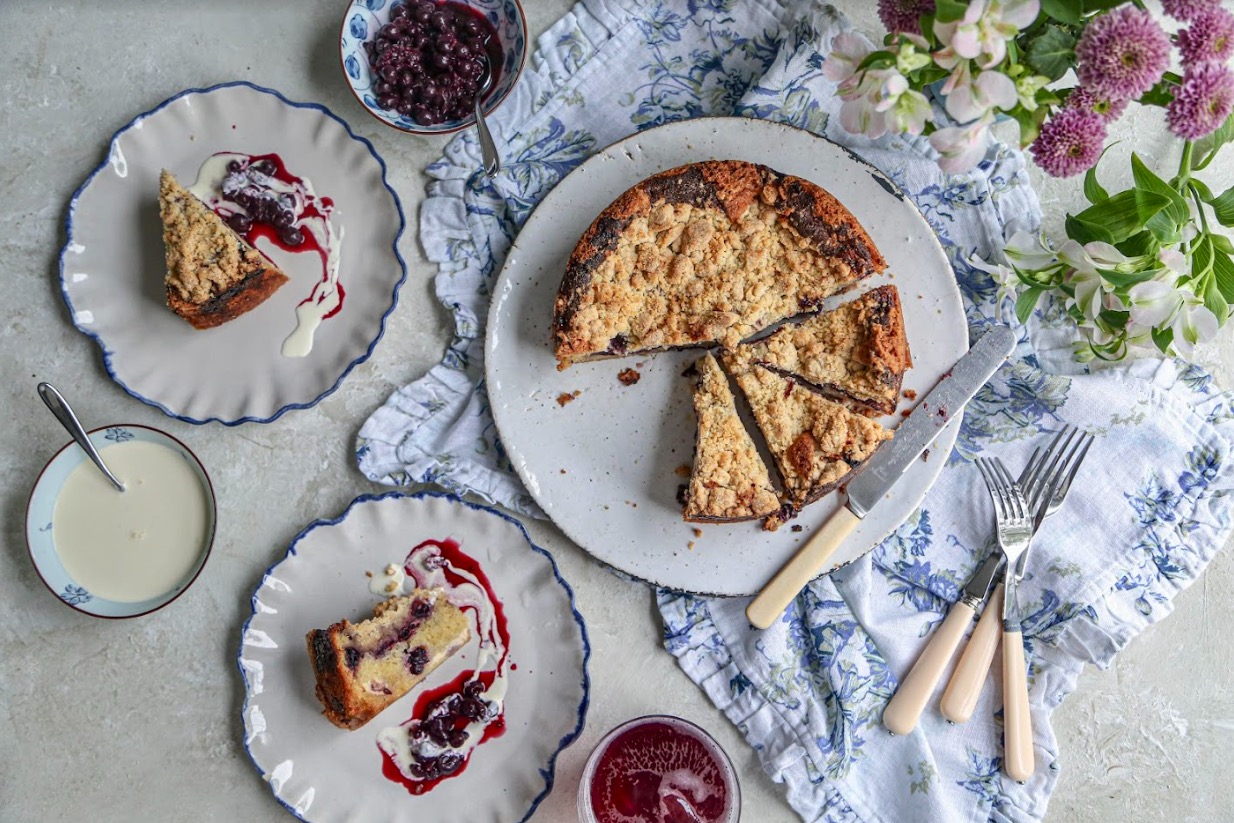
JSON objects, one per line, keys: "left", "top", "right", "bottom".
{"left": 1, "top": 1, "right": 1230, "bottom": 821}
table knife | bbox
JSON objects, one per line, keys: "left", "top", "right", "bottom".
{"left": 883, "top": 550, "right": 1003, "bottom": 734}
{"left": 745, "top": 324, "right": 1018, "bottom": 631}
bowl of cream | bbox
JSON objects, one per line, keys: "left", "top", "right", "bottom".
{"left": 25, "top": 424, "right": 216, "bottom": 618}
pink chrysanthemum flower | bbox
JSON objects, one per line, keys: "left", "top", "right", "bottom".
{"left": 1030, "top": 108, "right": 1106, "bottom": 178}
{"left": 1167, "top": 63, "right": 1234, "bottom": 140}
{"left": 1161, "top": 0, "right": 1219, "bottom": 22}
{"left": 1066, "top": 87, "right": 1130, "bottom": 123}
{"left": 1177, "top": 7, "right": 1234, "bottom": 66}
{"left": 1075, "top": 6, "right": 1171, "bottom": 101}
{"left": 878, "top": 0, "right": 935, "bottom": 35}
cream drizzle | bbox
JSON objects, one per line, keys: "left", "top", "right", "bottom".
{"left": 187, "top": 153, "right": 344, "bottom": 358}
{"left": 375, "top": 541, "right": 509, "bottom": 782}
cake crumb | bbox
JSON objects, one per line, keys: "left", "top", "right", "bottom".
{"left": 384, "top": 581, "right": 399, "bottom": 593}
{"left": 922, "top": 449, "right": 930, "bottom": 462}
{"left": 560, "top": 469, "right": 567, "bottom": 474}
{"left": 903, "top": 389, "right": 917, "bottom": 400}
{"left": 384, "top": 564, "right": 398, "bottom": 575}
{"left": 365, "top": 570, "right": 374, "bottom": 578}
{"left": 674, "top": 464, "right": 692, "bottom": 478}
{"left": 791, "top": 524, "right": 803, "bottom": 533}
{"left": 692, "top": 528, "right": 703, "bottom": 538}
{"left": 901, "top": 409, "right": 911, "bottom": 418}
{"left": 618, "top": 367, "right": 641, "bottom": 386}
{"left": 687, "top": 541, "right": 696, "bottom": 550}
{"left": 556, "top": 390, "right": 582, "bottom": 407}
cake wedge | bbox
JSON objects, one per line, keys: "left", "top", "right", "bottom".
{"left": 733, "top": 285, "right": 911, "bottom": 416}
{"left": 723, "top": 354, "right": 891, "bottom": 522}
{"left": 158, "top": 168, "right": 289, "bottom": 329}
{"left": 684, "top": 352, "right": 781, "bottom": 523}
{"left": 306, "top": 589, "right": 471, "bottom": 730}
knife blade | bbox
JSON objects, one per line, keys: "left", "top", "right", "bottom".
{"left": 745, "top": 324, "right": 1017, "bottom": 630}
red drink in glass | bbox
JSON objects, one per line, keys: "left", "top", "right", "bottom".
{"left": 578, "top": 715, "right": 741, "bottom": 823}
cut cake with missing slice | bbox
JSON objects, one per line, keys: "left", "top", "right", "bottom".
{"left": 306, "top": 588, "right": 471, "bottom": 730}
{"left": 158, "top": 168, "right": 289, "bottom": 330}
{"left": 723, "top": 354, "right": 891, "bottom": 525}
{"left": 734, "top": 285, "right": 911, "bottom": 416}
{"left": 684, "top": 352, "right": 781, "bottom": 523}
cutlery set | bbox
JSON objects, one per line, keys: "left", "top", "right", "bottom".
{"left": 883, "top": 426, "right": 1094, "bottom": 782}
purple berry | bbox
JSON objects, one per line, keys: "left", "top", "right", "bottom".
{"left": 391, "top": 3, "right": 409, "bottom": 19}
{"left": 406, "top": 646, "right": 429, "bottom": 675}
{"left": 438, "top": 753, "right": 463, "bottom": 774}
{"left": 448, "top": 729, "right": 468, "bottom": 748}
{"left": 227, "top": 213, "right": 252, "bottom": 234}
{"left": 279, "top": 227, "right": 305, "bottom": 247}
{"left": 343, "top": 647, "right": 360, "bottom": 669}
{"left": 463, "top": 679, "right": 484, "bottom": 697}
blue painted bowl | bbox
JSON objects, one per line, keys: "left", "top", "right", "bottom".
{"left": 339, "top": 0, "right": 527, "bottom": 136}
{"left": 25, "top": 424, "right": 217, "bottom": 619}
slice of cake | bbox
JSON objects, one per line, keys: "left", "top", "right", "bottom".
{"left": 684, "top": 353, "right": 781, "bottom": 523}
{"left": 724, "top": 354, "right": 891, "bottom": 519}
{"left": 735, "top": 285, "right": 911, "bottom": 415}
{"left": 159, "top": 168, "right": 289, "bottom": 330}
{"left": 306, "top": 589, "right": 471, "bottom": 730}
{"left": 552, "top": 160, "right": 886, "bottom": 369}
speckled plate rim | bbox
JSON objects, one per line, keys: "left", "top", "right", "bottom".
{"left": 484, "top": 115, "right": 968, "bottom": 596}
{"left": 58, "top": 80, "right": 408, "bottom": 426}
{"left": 24, "top": 423, "right": 217, "bottom": 619}
{"left": 236, "top": 490, "right": 591, "bottom": 823}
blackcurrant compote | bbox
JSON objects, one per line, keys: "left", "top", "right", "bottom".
{"left": 364, "top": 0, "right": 503, "bottom": 127}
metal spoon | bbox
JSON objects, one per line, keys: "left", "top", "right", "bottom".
{"left": 474, "top": 49, "right": 500, "bottom": 176}
{"left": 38, "top": 382, "right": 125, "bottom": 493}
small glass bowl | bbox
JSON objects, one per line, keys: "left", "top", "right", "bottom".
{"left": 25, "top": 424, "right": 216, "bottom": 619}
{"left": 338, "top": 0, "right": 528, "bottom": 136}
{"left": 578, "top": 714, "right": 741, "bottom": 823}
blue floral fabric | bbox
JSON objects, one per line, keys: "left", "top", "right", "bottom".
{"left": 357, "top": 2, "right": 1234, "bottom": 820}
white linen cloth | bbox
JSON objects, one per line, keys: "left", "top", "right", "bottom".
{"left": 357, "top": 1, "right": 1234, "bottom": 819}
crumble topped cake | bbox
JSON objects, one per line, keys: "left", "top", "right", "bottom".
{"left": 158, "top": 168, "right": 289, "bottom": 330}
{"left": 684, "top": 352, "right": 781, "bottom": 523}
{"left": 724, "top": 354, "right": 891, "bottom": 522}
{"left": 734, "top": 285, "right": 911, "bottom": 415}
{"left": 552, "top": 160, "right": 886, "bottom": 369}
{"left": 306, "top": 588, "right": 471, "bottom": 730}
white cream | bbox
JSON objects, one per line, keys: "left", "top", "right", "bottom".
{"left": 187, "top": 153, "right": 344, "bottom": 359}
{"left": 52, "top": 441, "right": 210, "bottom": 603}
{"left": 377, "top": 541, "right": 510, "bottom": 781}
{"left": 369, "top": 563, "right": 406, "bottom": 597}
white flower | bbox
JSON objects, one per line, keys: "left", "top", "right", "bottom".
{"left": 1015, "top": 73, "right": 1051, "bottom": 111}
{"left": 929, "top": 116, "right": 993, "bottom": 173}
{"left": 942, "top": 62, "right": 1018, "bottom": 123}
{"left": 1066, "top": 264, "right": 1108, "bottom": 320}
{"left": 969, "top": 252, "right": 1020, "bottom": 307}
{"left": 1171, "top": 293, "right": 1219, "bottom": 359}
{"left": 1158, "top": 248, "right": 1191, "bottom": 278}
{"left": 838, "top": 69, "right": 906, "bottom": 139}
{"left": 894, "top": 34, "right": 933, "bottom": 74}
{"left": 885, "top": 88, "right": 933, "bottom": 135}
{"left": 1127, "top": 279, "right": 1183, "bottom": 329}
{"left": 1003, "top": 230, "right": 1059, "bottom": 271}
{"left": 822, "top": 32, "right": 872, "bottom": 85}
{"left": 935, "top": 0, "right": 1042, "bottom": 70}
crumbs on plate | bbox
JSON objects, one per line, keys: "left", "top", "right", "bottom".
{"left": 556, "top": 390, "right": 582, "bottom": 407}
{"left": 674, "top": 464, "right": 691, "bottom": 478}
{"left": 618, "top": 367, "right": 641, "bottom": 386}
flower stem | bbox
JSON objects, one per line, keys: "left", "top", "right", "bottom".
{"left": 1178, "top": 141, "right": 1195, "bottom": 191}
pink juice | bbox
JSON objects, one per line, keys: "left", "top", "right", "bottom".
{"left": 579, "top": 715, "right": 740, "bottom": 823}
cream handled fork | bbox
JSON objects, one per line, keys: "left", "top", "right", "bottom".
{"left": 941, "top": 429, "right": 1094, "bottom": 723}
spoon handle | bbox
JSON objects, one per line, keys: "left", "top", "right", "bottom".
{"left": 38, "top": 382, "right": 126, "bottom": 493}
{"left": 476, "top": 99, "right": 500, "bottom": 176}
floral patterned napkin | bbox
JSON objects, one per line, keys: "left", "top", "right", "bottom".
{"left": 357, "top": 1, "right": 1234, "bottom": 820}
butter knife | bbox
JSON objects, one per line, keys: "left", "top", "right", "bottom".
{"left": 745, "top": 325, "right": 1017, "bottom": 631}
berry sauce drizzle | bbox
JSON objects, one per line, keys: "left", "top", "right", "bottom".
{"left": 377, "top": 538, "right": 510, "bottom": 794}
{"left": 187, "top": 151, "right": 345, "bottom": 356}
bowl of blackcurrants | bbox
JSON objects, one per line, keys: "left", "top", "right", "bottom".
{"left": 340, "top": 0, "right": 527, "bottom": 135}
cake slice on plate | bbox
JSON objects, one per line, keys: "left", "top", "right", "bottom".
{"left": 552, "top": 160, "right": 886, "bottom": 369}
{"left": 158, "top": 169, "right": 289, "bottom": 330}
{"left": 306, "top": 589, "right": 471, "bottom": 730}
{"left": 683, "top": 352, "right": 781, "bottom": 523}
{"left": 724, "top": 354, "right": 891, "bottom": 524}
{"left": 734, "top": 285, "right": 911, "bottom": 416}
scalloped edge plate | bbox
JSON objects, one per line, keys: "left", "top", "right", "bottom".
{"left": 238, "top": 491, "right": 589, "bottom": 822}
{"left": 485, "top": 116, "right": 968, "bottom": 595}
{"left": 60, "top": 81, "right": 407, "bottom": 425}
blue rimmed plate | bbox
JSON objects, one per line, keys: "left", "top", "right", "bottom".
{"left": 60, "top": 81, "right": 406, "bottom": 425}
{"left": 238, "top": 491, "right": 589, "bottom": 822}
{"left": 25, "top": 424, "right": 217, "bottom": 619}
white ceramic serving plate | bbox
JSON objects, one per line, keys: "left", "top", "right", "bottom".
{"left": 25, "top": 424, "right": 216, "bottom": 618}
{"left": 485, "top": 116, "right": 968, "bottom": 596}
{"left": 239, "top": 491, "right": 589, "bottom": 823}
{"left": 60, "top": 82, "right": 406, "bottom": 425}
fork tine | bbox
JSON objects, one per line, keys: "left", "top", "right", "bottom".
{"left": 976, "top": 459, "right": 1007, "bottom": 520}
{"left": 992, "top": 458, "right": 1025, "bottom": 522}
{"left": 1020, "top": 428, "right": 1065, "bottom": 496}
{"left": 1024, "top": 426, "right": 1077, "bottom": 509}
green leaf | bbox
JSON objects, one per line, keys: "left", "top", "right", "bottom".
{"left": 1212, "top": 233, "right": 1234, "bottom": 255}
{"left": 1070, "top": 189, "right": 1173, "bottom": 244}
{"left": 1008, "top": 105, "right": 1045, "bottom": 147}
{"left": 1082, "top": 0, "right": 1126, "bottom": 11}
{"left": 1194, "top": 234, "right": 1215, "bottom": 280}
{"left": 1098, "top": 268, "right": 1158, "bottom": 288}
{"left": 1066, "top": 213, "right": 1114, "bottom": 245}
{"left": 856, "top": 52, "right": 896, "bottom": 72}
{"left": 1190, "top": 179, "right": 1215, "bottom": 201}
{"left": 1151, "top": 326, "right": 1174, "bottom": 354}
{"left": 1041, "top": 0, "right": 1082, "bottom": 24}
{"left": 1015, "top": 287, "right": 1045, "bottom": 324}
{"left": 1194, "top": 114, "right": 1234, "bottom": 170}
{"left": 1137, "top": 81, "right": 1175, "bottom": 108}
{"left": 934, "top": 0, "right": 968, "bottom": 23}
{"left": 1209, "top": 186, "right": 1234, "bottom": 227}
{"left": 1131, "top": 153, "right": 1190, "bottom": 240}
{"left": 1115, "top": 230, "right": 1159, "bottom": 258}
{"left": 1026, "top": 24, "right": 1077, "bottom": 80}
{"left": 1212, "top": 247, "right": 1234, "bottom": 302}
{"left": 1083, "top": 165, "right": 1109, "bottom": 204}
{"left": 1205, "top": 275, "right": 1230, "bottom": 323}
